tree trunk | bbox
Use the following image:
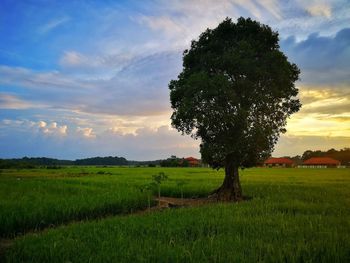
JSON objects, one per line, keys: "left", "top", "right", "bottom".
{"left": 210, "top": 157, "right": 243, "bottom": 201}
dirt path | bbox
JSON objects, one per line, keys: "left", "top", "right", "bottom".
{"left": 156, "top": 196, "right": 218, "bottom": 207}
{"left": 0, "top": 196, "right": 218, "bottom": 261}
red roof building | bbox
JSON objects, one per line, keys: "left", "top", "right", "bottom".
{"left": 264, "top": 157, "right": 294, "bottom": 167}
{"left": 185, "top": 157, "right": 200, "bottom": 167}
{"left": 302, "top": 157, "right": 340, "bottom": 168}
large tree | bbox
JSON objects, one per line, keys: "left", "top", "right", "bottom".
{"left": 169, "top": 17, "right": 301, "bottom": 201}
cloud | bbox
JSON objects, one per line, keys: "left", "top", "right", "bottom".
{"left": 77, "top": 127, "right": 96, "bottom": 138}
{"left": 1, "top": 119, "right": 68, "bottom": 137}
{"left": 305, "top": 3, "right": 332, "bottom": 18}
{"left": 0, "top": 51, "right": 181, "bottom": 116}
{"left": 0, "top": 120, "right": 199, "bottom": 160}
{"left": 58, "top": 50, "right": 141, "bottom": 80}
{"left": 1, "top": 1, "right": 350, "bottom": 160}
{"left": 257, "top": 0, "right": 282, "bottom": 20}
{"left": 38, "top": 16, "right": 70, "bottom": 34}
{"left": 267, "top": 1, "right": 350, "bottom": 42}
{"left": 37, "top": 121, "right": 67, "bottom": 136}
{"left": 138, "top": 16, "right": 186, "bottom": 37}
{"left": 60, "top": 51, "right": 88, "bottom": 66}
{"left": 274, "top": 134, "right": 350, "bottom": 157}
{"left": 281, "top": 85, "right": 350, "bottom": 139}
{"left": 134, "top": 0, "right": 282, "bottom": 51}
{"left": 103, "top": 125, "right": 199, "bottom": 153}
{"left": 1, "top": 119, "right": 35, "bottom": 128}
{"left": 298, "top": 87, "right": 350, "bottom": 114}
{"left": 0, "top": 65, "right": 93, "bottom": 91}
{"left": 2, "top": 117, "right": 348, "bottom": 160}
{"left": 0, "top": 94, "right": 38, "bottom": 109}
{"left": 285, "top": 114, "right": 350, "bottom": 137}
{"left": 281, "top": 28, "right": 350, "bottom": 85}
{"left": 38, "top": 121, "right": 47, "bottom": 128}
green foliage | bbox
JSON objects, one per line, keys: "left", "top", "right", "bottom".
{"left": 0, "top": 159, "right": 36, "bottom": 169}
{"left": 74, "top": 156, "right": 128, "bottom": 165}
{"left": 160, "top": 156, "right": 180, "bottom": 167}
{"left": 182, "top": 159, "right": 190, "bottom": 167}
{"left": 137, "top": 184, "right": 156, "bottom": 210}
{"left": 152, "top": 172, "right": 168, "bottom": 184}
{"left": 152, "top": 172, "right": 168, "bottom": 206}
{"left": 169, "top": 17, "right": 301, "bottom": 168}
{"left": 0, "top": 156, "right": 129, "bottom": 168}
{"left": 160, "top": 157, "right": 191, "bottom": 167}
{"left": 0, "top": 157, "right": 70, "bottom": 168}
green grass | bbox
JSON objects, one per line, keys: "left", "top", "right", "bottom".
{"left": 2, "top": 167, "right": 350, "bottom": 262}
{"left": 0, "top": 167, "right": 222, "bottom": 237}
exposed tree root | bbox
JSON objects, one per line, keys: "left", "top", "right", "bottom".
{"left": 208, "top": 186, "right": 244, "bottom": 202}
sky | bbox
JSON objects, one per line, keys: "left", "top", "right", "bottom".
{"left": 0, "top": 0, "right": 349, "bottom": 160}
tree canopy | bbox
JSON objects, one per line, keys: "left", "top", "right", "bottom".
{"left": 169, "top": 17, "right": 301, "bottom": 200}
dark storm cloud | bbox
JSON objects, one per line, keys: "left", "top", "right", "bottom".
{"left": 281, "top": 28, "right": 350, "bottom": 85}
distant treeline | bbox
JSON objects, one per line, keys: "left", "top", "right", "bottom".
{"left": 74, "top": 156, "right": 128, "bottom": 166}
{"left": 0, "top": 155, "right": 184, "bottom": 169}
{"left": 1, "top": 148, "right": 349, "bottom": 169}
{"left": 284, "top": 148, "right": 350, "bottom": 166}
{"left": 302, "top": 148, "right": 350, "bottom": 165}
{"left": 0, "top": 157, "right": 71, "bottom": 169}
{"left": 0, "top": 156, "right": 129, "bottom": 169}
{"left": 159, "top": 156, "right": 190, "bottom": 167}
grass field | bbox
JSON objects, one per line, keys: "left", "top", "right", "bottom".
{"left": 1, "top": 167, "right": 350, "bottom": 262}
{"left": 0, "top": 167, "right": 222, "bottom": 237}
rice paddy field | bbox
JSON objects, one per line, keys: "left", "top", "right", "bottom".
{"left": 1, "top": 167, "right": 349, "bottom": 262}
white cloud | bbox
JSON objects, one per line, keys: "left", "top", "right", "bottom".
{"left": 91, "top": 125, "right": 200, "bottom": 160}
{"left": 37, "top": 121, "right": 68, "bottom": 136}
{"left": 59, "top": 49, "right": 142, "bottom": 77}
{"left": 50, "top": 122, "right": 57, "bottom": 129}
{"left": 135, "top": 0, "right": 283, "bottom": 51}
{"left": 0, "top": 65, "right": 94, "bottom": 91}
{"left": 59, "top": 125, "right": 68, "bottom": 135}
{"left": 1, "top": 119, "right": 67, "bottom": 137}
{"left": 77, "top": 127, "right": 96, "bottom": 138}
{"left": 138, "top": 16, "right": 185, "bottom": 37}
{"left": 0, "top": 93, "right": 42, "bottom": 109}
{"left": 305, "top": 3, "right": 332, "bottom": 18}
{"left": 0, "top": 51, "right": 181, "bottom": 116}
{"left": 60, "top": 51, "right": 87, "bottom": 66}
{"left": 38, "top": 16, "right": 70, "bottom": 34}
{"left": 2, "top": 119, "right": 27, "bottom": 127}
{"left": 257, "top": 0, "right": 282, "bottom": 20}
{"left": 38, "top": 121, "right": 47, "bottom": 128}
